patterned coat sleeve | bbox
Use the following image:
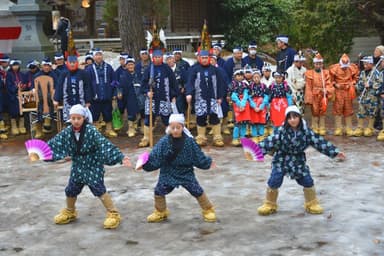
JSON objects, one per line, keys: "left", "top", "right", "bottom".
{"left": 259, "top": 130, "right": 282, "bottom": 155}
{"left": 191, "top": 139, "right": 212, "bottom": 169}
{"left": 91, "top": 126, "right": 124, "bottom": 165}
{"left": 142, "top": 136, "right": 167, "bottom": 172}
{"left": 47, "top": 128, "right": 73, "bottom": 161}
{"left": 308, "top": 129, "right": 339, "bottom": 158}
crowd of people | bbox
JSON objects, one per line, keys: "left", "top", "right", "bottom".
{"left": 1, "top": 35, "right": 384, "bottom": 145}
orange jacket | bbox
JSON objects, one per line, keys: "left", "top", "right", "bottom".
{"left": 305, "top": 69, "right": 333, "bottom": 105}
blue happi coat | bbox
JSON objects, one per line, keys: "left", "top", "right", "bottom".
{"left": 186, "top": 64, "right": 226, "bottom": 117}
{"left": 259, "top": 124, "right": 340, "bottom": 179}
{"left": 142, "top": 63, "right": 177, "bottom": 116}
{"left": 48, "top": 124, "right": 124, "bottom": 186}
{"left": 143, "top": 134, "right": 212, "bottom": 186}
{"left": 55, "top": 69, "right": 92, "bottom": 121}
{"left": 118, "top": 71, "right": 140, "bottom": 117}
{"left": 86, "top": 61, "right": 116, "bottom": 101}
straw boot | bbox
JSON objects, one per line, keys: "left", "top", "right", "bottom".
{"left": 147, "top": 195, "right": 169, "bottom": 223}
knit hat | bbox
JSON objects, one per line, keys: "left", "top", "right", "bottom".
{"left": 69, "top": 104, "right": 93, "bottom": 123}
{"left": 285, "top": 105, "right": 301, "bottom": 117}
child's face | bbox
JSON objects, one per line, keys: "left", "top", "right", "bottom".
{"left": 244, "top": 72, "right": 253, "bottom": 80}
{"left": 287, "top": 112, "right": 300, "bottom": 129}
{"left": 263, "top": 70, "right": 271, "bottom": 77}
{"left": 168, "top": 122, "right": 183, "bottom": 138}
{"left": 253, "top": 74, "right": 260, "bottom": 83}
{"left": 234, "top": 74, "right": 243, "bottom": 82}
{"left": 11, "top": 65, "right": 19, "bottom": 72}
{"left": 274, "top": 76, "right": 283, "bottom": 83}
{"left": 70, "top": 114, "right": 85, "bottom": 129}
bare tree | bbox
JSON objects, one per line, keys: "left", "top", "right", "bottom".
{"left": 118, "top": 0, "right": 145, "bottom": 59}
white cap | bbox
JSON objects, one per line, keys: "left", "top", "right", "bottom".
{"left": 69, "top": 104, "right": 93, "bottom": 123}
{"left": 285, "top": 105, "right": 301, "bottom": 117}
{"left": 168, "top": 113, "right": 185, "bottom": 124}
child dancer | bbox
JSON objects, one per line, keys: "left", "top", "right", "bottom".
{"left": 141, "top": 113, "right": 217, "bottom": 222}
{"left": 268, "top": 71, "right": 293, "bottom": 131}
{"left": 230, "top": 69, "right": 250, "bottom": 146}
{"left": 249, "top": 70, "right": 269, "bottom": 143}
{"left": 257, "top": 105, "right": 345, "bottom": 215}
{"left": 47, "top": 104, "right": 131, "bottom": 229}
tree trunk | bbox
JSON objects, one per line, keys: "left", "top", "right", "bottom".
{"left": 118, "top": 0, "right": 145, "bottom": 59}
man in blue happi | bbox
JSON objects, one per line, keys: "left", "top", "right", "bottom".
{"left": 173, "top": 48, "right": 190, "bottom": 72}
{"left": 135, "top": 48, "right": 151, "bottom": 82}
{"left": 243, "top": 41, "right": 264, "bottom": 71}
{"left": 85, "top": 48, "right": 118, "bottom": 137}
{"left": 117, "top": 56, "right": 140, "bottom": 137}
{"left": 275, "top": 35, "right": 296, "bottom": 73}
{"left": 212, "top": 43, "right": 226, "bottom": 68}
{"left": 138, "top": 49, "right": 178, "bottom": 147}
{"left": 223, "top": 46, "right": 247, "bottom": 79}
{"left": 186, "top": 50, "right": 226, "bottom": 147}
{"left": 165, "top": 52, "right": 188, "bottom": 114}
{"left": 53, "top": 52, "right": 68, "bottom": 79}
{"left": 54, "top": 55, "right": 92, "bottom": 122}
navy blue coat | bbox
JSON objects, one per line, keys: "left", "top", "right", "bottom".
{"left": 55, "top": 69, "right": 92, "bottom": 121}
{"left": 118, "top": 71, "right": 140, "bottom": 117}
{"left": 243, "top": 55, "right": 264, "bottom": 71}
{"left": 135, "top": 61, "right": 151, "bottom": 83}
{"left": 142, "top": 63, "right": 178, "bottom": 116}
{"left": 186, "top": 64, "right": 226, "bottom": 117}
{"left": 223, "top": 57, "right": 247, "bottom": 79}
{"left": 53, "top": 64, "right": 68, "bottom": 80}
{"left": 85, "top": 62, "right": 116, "bottom": 101}
{"left": 276, "top": 47, "right": 296, "bottom": 73}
